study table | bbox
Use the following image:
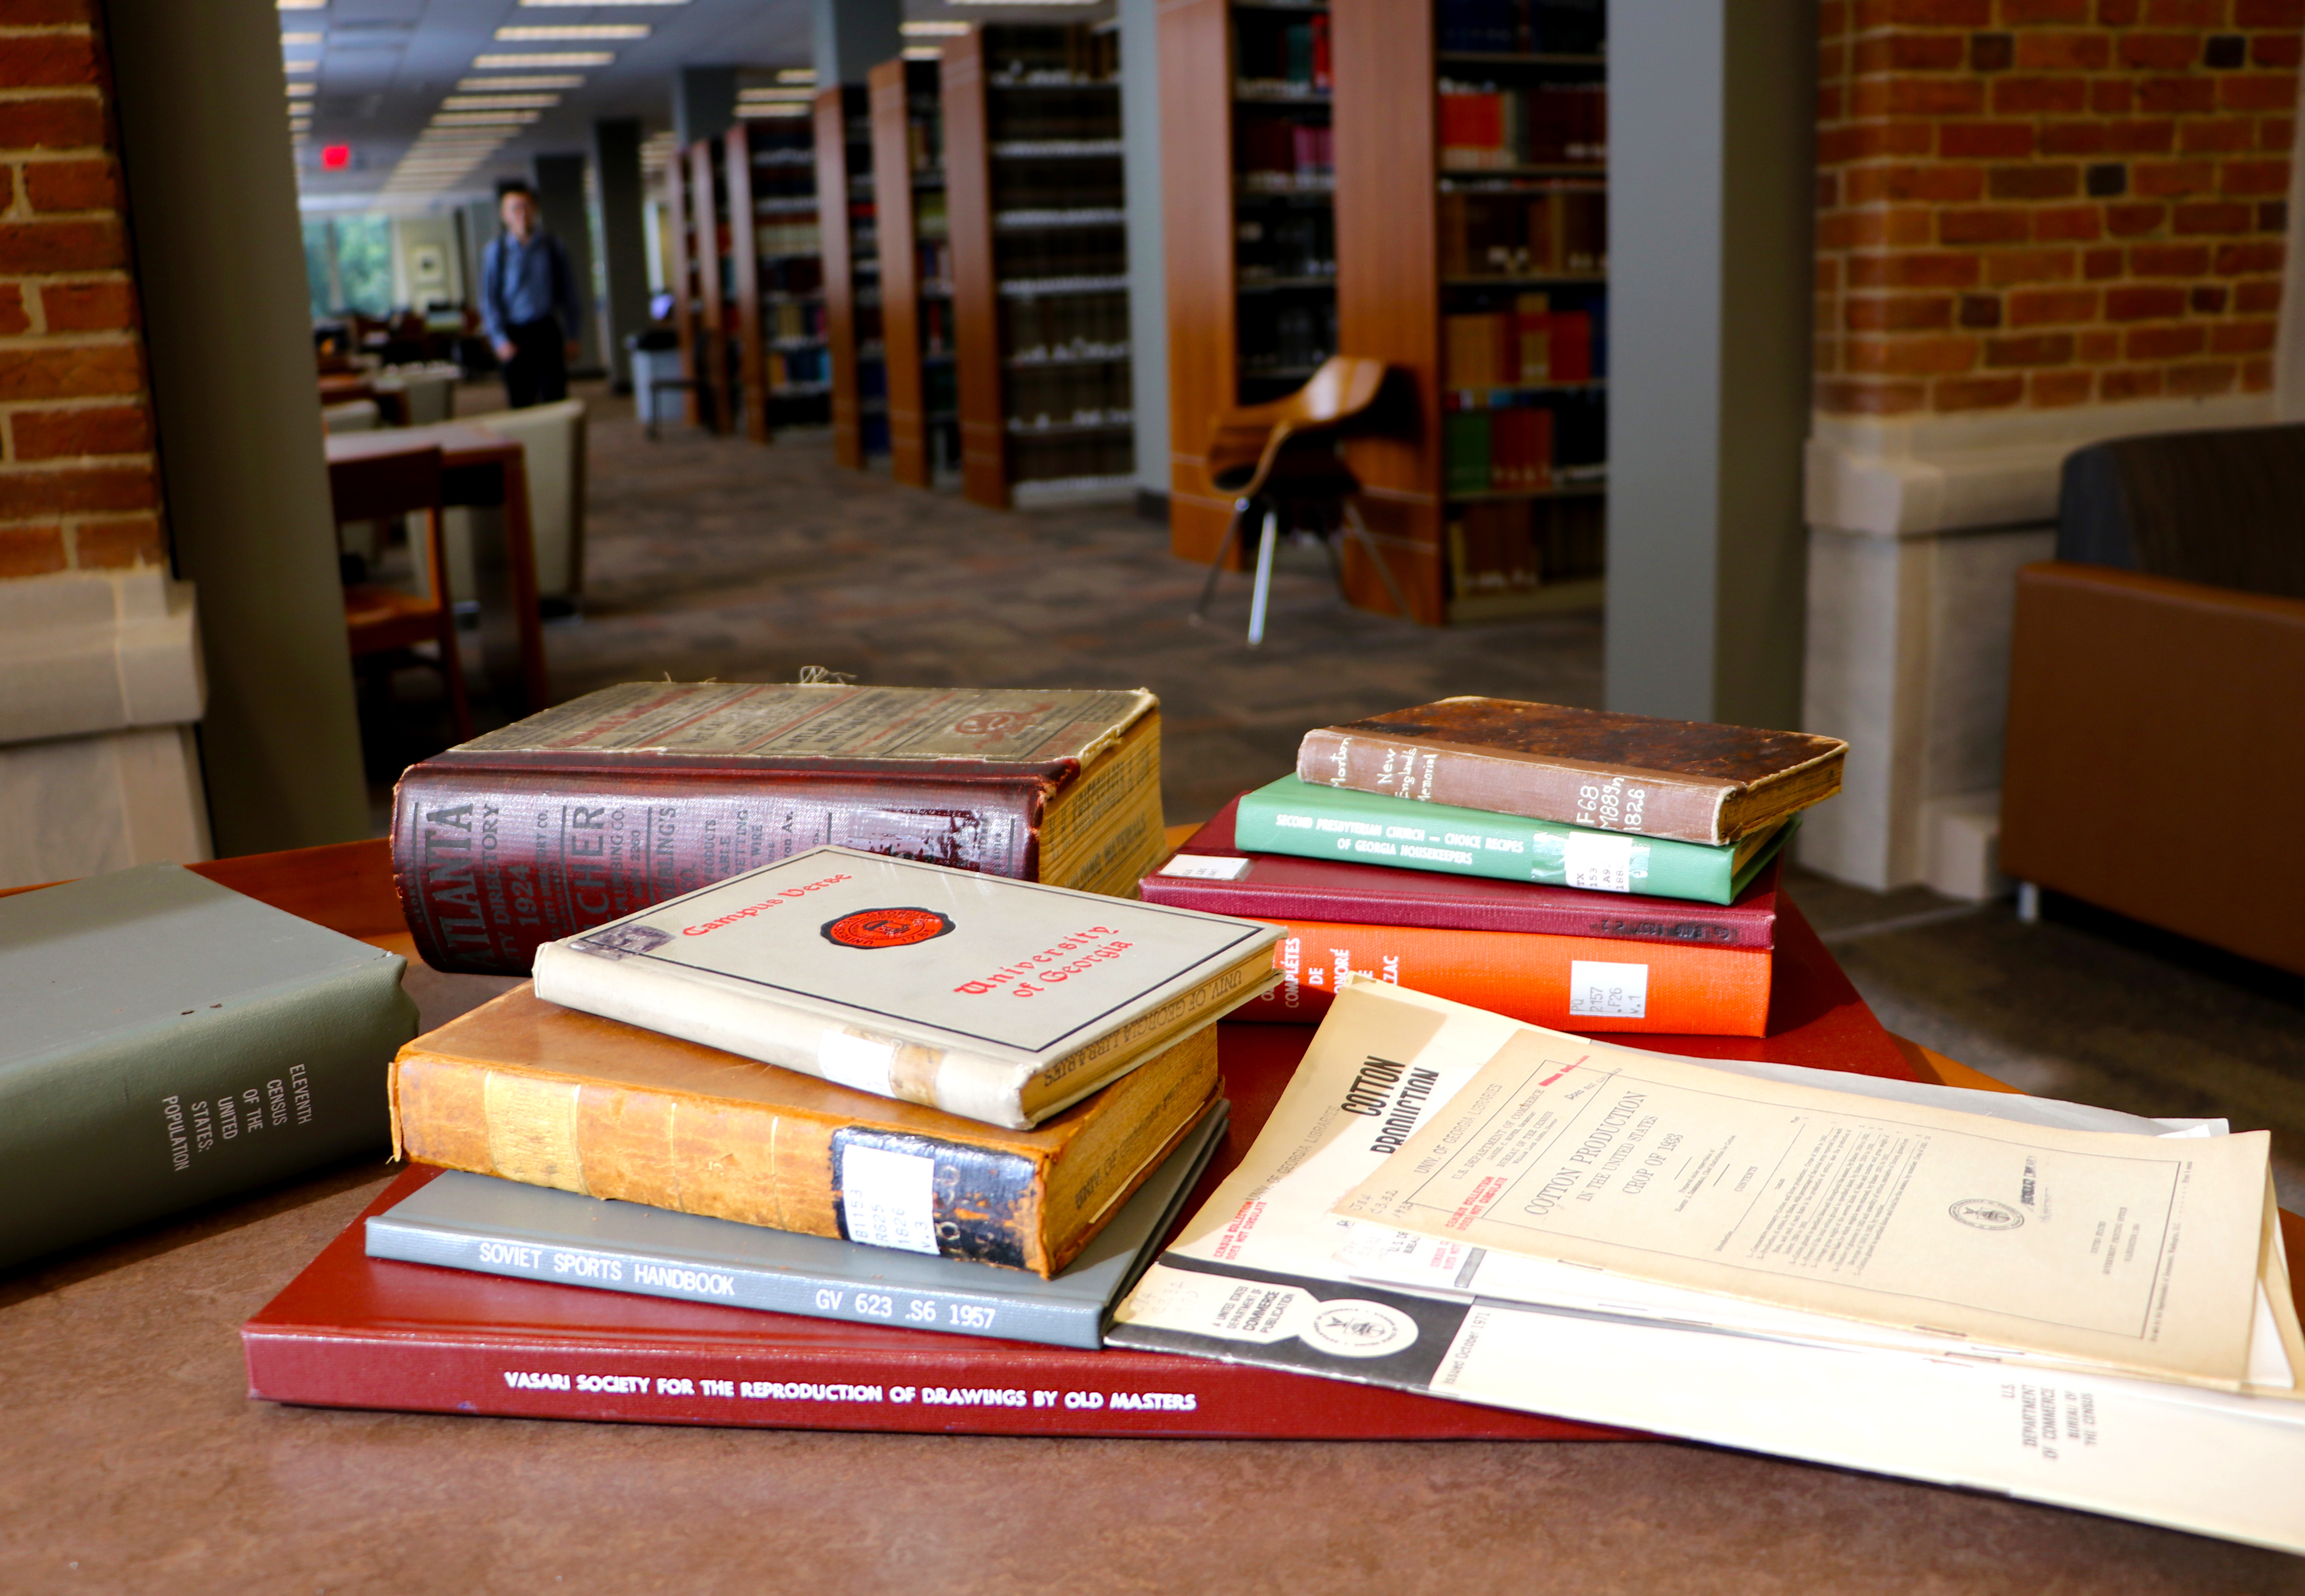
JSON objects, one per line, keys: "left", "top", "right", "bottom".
{"left": 324, "top": 424, "right": 551, "bottom": 715}
{"left": 4, "top": 838, "right": 2300, "bottom": 1594}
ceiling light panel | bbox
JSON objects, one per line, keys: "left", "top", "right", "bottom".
{"left": 281, "top": 30, "right": 322, "bottom": 44}
{"left": 493, "top": 25, "right": 648, "bottom": 41}
{"left": 458, "top": 75, "right": 585, "bottom": 90}
{"left": 471, "top": 51, "right": 613, "bottom": 67}
{"left": 431, "top": 110, "right": 541, "bottom": 125}
{"left": 901, "top": 20, "right": 969, "bottom": 34}
{"left": 441, "top": 94, "right": 561, "bottom": 109}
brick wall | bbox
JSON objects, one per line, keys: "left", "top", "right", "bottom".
{"left": 1816, "top": 0, "right": 2305, "bottom": 416}
{"left": 0, "top": 0, "right": 161, "bottom": 577}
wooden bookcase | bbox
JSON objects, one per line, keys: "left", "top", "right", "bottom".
{"left": 680, "top": 139, "right": 733, "bottom": 433}
{"left": 664, "top": 139, "right": 704, "bottom": 427}
{"left": 1160, "top": 0, "right": 1340, "bottom": 568}
{"left": 816, "top": 84, "right": 886, "bottom": 469}
{"left": 943, "top": 22, "right": 1134, "bottom": 511}
{"left": 871, "top": 57, "right": 958, "bottom": 489}
{"left": 742, "top": 110, "right": 830, "bottom": 441}
{"left": 723, "top": 124, "right": 768, "bottom": 443}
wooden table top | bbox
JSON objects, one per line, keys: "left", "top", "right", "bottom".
{"left": 322, "top": 419, "right": 518, "bottom": 465}
{"left": 4, "top": 839, "right": 2300, "bottom": 1594}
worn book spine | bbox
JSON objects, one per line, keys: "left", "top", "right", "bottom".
{"left": 1233, "top": 919, "right": 1772, "bottom": 1037}
{"left": 1298, "top": 726, "right": 1734, "bottom": 844}
{"left": 0, "top": 958, "right": 417, "bottom": 1272}
{"left": 391, "top": 761, "right": 1052, "bottom": 976}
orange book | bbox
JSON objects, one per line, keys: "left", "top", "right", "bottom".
{"left": 1230, "top": 918, "right": 1772, "bottom": 1037}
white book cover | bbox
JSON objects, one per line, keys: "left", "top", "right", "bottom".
{"left": 531, "top": 846, "right": 1282, "bottom": 1128}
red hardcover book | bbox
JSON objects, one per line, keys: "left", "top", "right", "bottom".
{"left": 241, "top": 915, "right": 1910, "bottom": 1437}
{"left": 1141, "top": 800, "right": 1781, "bottom": 949}
{"left": 1550, "top": 311, "right": 1593, "bottom": 382}
{"left": 1310, "top": 11, "right": 1331, "bottom": 91}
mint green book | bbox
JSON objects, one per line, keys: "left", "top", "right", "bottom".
{"left": 0, "top": 864, "right": 419, "bottom": 1271}
{"left": 1233, "top": 775, "right": 1791, "bottom": 905}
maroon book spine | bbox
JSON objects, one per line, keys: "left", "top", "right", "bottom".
{"left": 1142, "top": 800, "right": 1779, "bottom": 949}
{"left": 390, "top": 757, "right": 1055, "bottom": 976}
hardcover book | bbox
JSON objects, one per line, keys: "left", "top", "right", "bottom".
{"left": 391, "top": 985, "right": 1225, "bottom": 1278}
{"left": 528, "top": 846, "right": 1283, "bottom": 1128}
{"left": 391, "top": 682, "right": 1167, "bottom": 976}
{"left": 1143, "top": 798, "right": 1780, "bottom": 949}
{"left": 366, "top": 1100, "right": 1227, "bottom": 1352}
{"left": 0, "top": 865, "right": 418, "bottom": 1271}
{"left": 1297, "top": 697, "right": 1847, "bottom": 846}
{"left": 1236, "top": 775, "right": 1787, "bottom": 905}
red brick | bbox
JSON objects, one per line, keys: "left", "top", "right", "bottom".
{"left": 0, "top": 94, "right": 103, "bottom": 151}
{"left": 0, "top": 282, "right": 25, "bottom": 337}
{"left": 37, "top": 277, "right": 135, "bottom": 332}
{"left": 2017, "top": 29, "right": 2112, "bottom": 66}
{"left": 0, "top": 33, "right": 100, "bottom": 88}
{"left": 1848, "top": 163, "right": 1987, "bottom": 203}
{"left": 2008, "top": 286, "right": 2100, "bottom": 322}
{"left": 1820, "top": 83, "right": 1846, "bottom": 120}
{"left": 1941, "top": 121, "right": 2037, "bottom": 157}
{"left": 1855, "top": 249, "right": 1987, "bottom": 287}
{"left": 1822, "top": 0, "right": 1851, "bottom": 36}
{"left": 2085, "top": 244, "right": 2126, "bottom": 276}
{"left": 0, "top": 217, "right": 123, "bottom": 273}
{"left": 1816, "top": 257, "right": 1842, "bottom": 291}
{"left": 1993, "top": 74, "right": 2091, "bottom": 111}
{"left": 1886, "top": 206, "right": 1938, "bottom": 245}
{"left": 2079, "top": 328, "right": 2123, "bottom": 358}
{"left": 2030, "top": 369, "right": 2097, "bottom": 404}
{"left": 2216, "top": 239, "right": 2285, "bottom": 271}
{"left": 0, "top": 462, "right": 156, "bottom": 519}
{"left": 2133, "top": 158, "right": 2218, "bottom": 195}
{"left": 0, "top": 342, "right": 141, "bottom": 402}
{"left": 2262, "top": 116, "right": 2296, "bottom": 151}
{"left": 1881, "top": 77, "right": 1991, "bottom": 115}
{"left": 2191, "top": 283, "right": 2228, "bottom": 312}
{"left": 21, "top": 156, "right": 115, "bottom": 213}
{"left": 2034, "top": 203, "right": 2105, "bottom": 238}
{"left": 2236, "top": 0, "right": 2304, "bottom": 21}
{"left": 72, "top": 514, "right": 164, "bottom": 570}
{"left": 1960, "top": 292, "right": 2005, "bottom": 326}
{"left": 1855, "top": 32, "right": 1970, "bottom": 71}
{"left": 1933, "top": 373, "right": 2027, "bottom": 408}
{"left": 1814, "top": 377, "right": 1929, "bottom": 414}
{"left": 2243, "top": 355, "right": 2274, "bottom": 388}
{"left": 2108, "top": 119, "right": 2179, "bottom": 154}
{"left": 2131, "top": 240, "right": 2216, "bottom": 271}
{"left": 2039, "top": 121, "right": 2110, "bottom": 154}
{"left": 9, "top": 403, "right": 149, "bottom": 461}
{"left": 1845, "top": 292, "right": 1958, "bottom": 330}
{"left": 2003, "top": 0, "right": 2091, "bottom": 18}
{"left": 2173, "top": 198, "right": 2255, "bottom": 230}
{"left": 1846, "top": 333, "right": 1981, "bottom": 374}
{"left": 2093, "top": 78, "right": 2137, "bottom": 113}
{"left": 2107, "top": 201, "right": 2169, "bottom": 233}
{"left": 2144, "top": 0, "right": 2223, "bottom": 18}
{"left": 2100, "top": 366, "right": 2167, "bottom": 399}
{"left": 2221, "top": 158, "right": 2290, "bottom": 194}
{"left": 2254, "top": 35, "right": 2305, "bottom": 65}
{"left": 0, "top": 0, "right": 100, "bottom": 21}
{"left": 2165, "top": 360, "right": 2239, "bottom": 394}
{"left": 2236, "top": 277, "right": 2285, "bottom": 310}
{"left": 1881, "top": 0, "right": 1994, "bottom": 21}
{"left": 1819, "top": 212, "right": 1873, "bottom": 250}
{"left": 1986, "top": 245, "right": 2081, "bottom": 281}
{"left": 2259, "top": 198, "right": 2289, "bottom": 230}
{"left": 0, "top": 523, "right": 66, "bottom": 577}
{"left": 2118, "top": 32, "right": 2207, "bottom": 67}
{"left": 2221, "top": 72, "right": 2299, "bottom": 109}
{"left": 2140, "top": 76, "right": 2219, "bottom": 113}
{"left": 2179, "top": 116, "right": 2258, "bottom": 153}
{"left": 2211, "top": 317, "right": 2278, "bottom": 352}
{"left": 2100, "top": 0, "right": 2144, "bottom": 22}
{"left": 2125, "top": 322, "right": 2208, "bottom": 356}
{"left": 2107, "top": 283, "right": 2189, "bottom": 317}
{"left": 1985, "top": 331, "right": 2077, "bottom": 364}
{"left": 1988, "top": 162, "right": 2082, "bottom": 197}
{"left": 1815, "top": 334, "right": 1844, "bottom": 374}
{"left": 1941, "top": 206, "right": 2034, "bottom": 242}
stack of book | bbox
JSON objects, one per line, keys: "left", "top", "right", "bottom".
{"left": 1144, "top": 698, "right": 1849, "bottom": 1040}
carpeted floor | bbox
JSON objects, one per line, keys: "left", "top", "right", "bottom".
{"left": 409, "top": 382, "right": 2305, "bottom": 1200}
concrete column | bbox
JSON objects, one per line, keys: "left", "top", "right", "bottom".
{"left": 106, "top": 0, "right": 369, "bottom": 854}
{"left": 533, "top": 152, "right": 600, "bottom": 373}
{"left": 593, "top": 121, "right": 652, "bottom": 389}
{"left": 1119, "top": 0, "right": 1169, "bottom": 514}
{"left": 675, "top": 67, "right": 738, "bottom": 146}
{"left": 1604, "top": 0, "right": 1815, "bottom": 732}
{"left": 813, "top": 0, "right": 902, "bottom": 85}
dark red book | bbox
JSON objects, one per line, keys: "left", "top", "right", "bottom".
{"left": 1142, "top": 798, "right": 1780, "bottom": 949}
{"left": 241, "top": 913, "right": 1908, "bottom": 1437}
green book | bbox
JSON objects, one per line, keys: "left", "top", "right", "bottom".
{"left": 0, "top": 864, "right": 419, "bottom": 1271}
{"left": 1444, "top": 410, "right": 1491, "bottom": 496}
{"left": 1233, "top": 775, "right": 1791, "bottom": 905}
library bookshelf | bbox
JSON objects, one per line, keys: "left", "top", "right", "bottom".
{"left": 943, "top": 21, "right": 1136, "bottom": 511}
{"left": 871, "top": 57, "right": 958, "bottom": 489}
{"left": 743, "top": 110, "right": 831, "bottom": 441}
{"left": 816, "top": 84, "right": 886, "bottom": 470}
{"left": 673, "top": 139, "right": 734, "bottom": 434}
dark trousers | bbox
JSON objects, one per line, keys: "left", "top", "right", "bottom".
{"left": 501, "top": 317, "right": 568, "bottom": 409}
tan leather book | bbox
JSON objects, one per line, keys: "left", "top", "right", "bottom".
{"left": 389, "top": 986, "right": 1220, "bottom": 1278}
{"left": 1298, "top": 697, "right": 1847, "bottom": 847}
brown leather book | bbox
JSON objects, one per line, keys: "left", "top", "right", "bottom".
{"left": 389, "top": 986, "right": 1218, "bottom": 1278}
{"left": 1298, "top": 697, "right": 1846, "bottom": 847}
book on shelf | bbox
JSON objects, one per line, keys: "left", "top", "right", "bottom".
{"left": 1297, "top": 697, "right": 1850, "bottom": 846}
{"left": 1144, "top": 797, "right": 1781, "bottom": 949}
{"left": 1439, "top": 190, "right": 1607, "bottom": 279}
{"left": 1236, "top": 774, "right": 1790, "bottom": 905}
{"left": 0, "top": 865, "right": 419, "bottom": 1272}
{"left": 1109, "top": 979, "right": 2305, "bottom": 1556}
{"left": 1437, "top": 0, "right": 1605, "bottom": 55}
{"left": 1437, "top": 80, "right": 1606, "bottom": 169}
{"left": 389, "top": 682, "right": 1168, "bottom": 976}
{"left": 366, "top": 1098, "right": 1227, "bottom": 1351}
{"left": 1447, "top": 497, "right": 1606, "bottom": 600}
{"left": 1444, "top": 303, "right": 1592, "bottom": 389}
{"left": 1441, "top": 392, "right": 1604, "bottom": 496}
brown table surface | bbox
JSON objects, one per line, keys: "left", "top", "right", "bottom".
{"left": 325, "top": 423, "right": 549, "bottom": 714}
{"left": 5, "top": 840, "right": 2301, "bottom": 1594}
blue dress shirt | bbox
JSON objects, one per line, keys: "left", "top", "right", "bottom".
{"left": 481, "top": 231, "right": 581, "bottom": 344}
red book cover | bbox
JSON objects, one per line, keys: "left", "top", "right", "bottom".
{"left": 1311, "top": 12, "right": 1331, "bottom": 91}
{"left": 1438, "top": 91, "right": 1504, "bottom": 156}
{"left": 1550, "top": 311, "right": 1593, "bottom": 382}
{"left": 1141, "top": 800, "right": 1781, "bottom": 949}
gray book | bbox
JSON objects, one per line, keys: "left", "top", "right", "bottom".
{"left": 366, "top": 1101, "right": 1228, "bottom": 1349}
{"left": 0, "top": 864, "right": 419, "bottom": 1271}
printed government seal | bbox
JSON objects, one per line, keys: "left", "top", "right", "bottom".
{"left": 820, "top": 906, "right": 958, "bottom": 950}
{"left": 1300, "top": 1299, "right": 1419, "bottom": 1359}
{"left": 1949, "top": 1197, "right": 2025, "bottom": 1232}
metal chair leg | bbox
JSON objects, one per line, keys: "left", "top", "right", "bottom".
{"left": 1192, "top": 498, "right": 1251, "bottom": 625}
{"left": 1341, "top": 498, "right": 1414, "bottom": 621}
{"left": 1246, "top": 504, "right": 1280, "bottom": 646}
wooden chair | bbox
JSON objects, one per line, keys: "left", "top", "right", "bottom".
{"left": 1192, "top": 354, "right": 1413, "bottom": 645}
{"left": 328, "top": 445, "right": 472, "bottom": 741}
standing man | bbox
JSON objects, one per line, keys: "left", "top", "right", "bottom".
{"left": 481, "top": 182, "right": 582, "bottom": 408}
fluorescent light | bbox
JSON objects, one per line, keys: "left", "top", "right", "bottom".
{"left": 431, "top": 111, "right": 541, "bottom": 125}
{"left": 287, "top": 82, "right": 317, "bottom": 97}
{"left": 735, "top": 104, "right": 809, "bottom": 118}
{"left": 737, "top": 87, "right": 811, "bottom": 101}
{"left": 277, "top": 0, "right": 325, "bottom": 9}
{"left": 901, "top": 46, "right": 943, "bottom": 59}
{"left": 777, "top": 68, "right": 816, "bottom": 84}
{"left": 518, "top": 0, "right": 683, "bottom": 4}
{"left": 458, "top": 75, "right": 584, "bottom": 90}
{"left": 472, "top": 51, "right": 612, "bottom": 67}
{"left": 281, "top": 30, "right": 322, "bottom": 43}
{"left": 284, "top": 59, "right": 319, "bottom": 72}
{"left": 494, "top": 25, "right": 648, "bottom": 40}
{"left": 901, "top": 20, "right": 968, "bottom": 35}
{"left": 441, "top": 94, "right": 561, "bottom": 110}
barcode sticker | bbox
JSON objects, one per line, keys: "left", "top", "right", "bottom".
{"left": 818, "top": 1029, "right": 895, "bottom": 1096}
{"left": 1568, "top": 960, "right": 1649, "bottom": 1019}
{"left": 1159, "top": 853, "right": 1252, "bottom": 881}
{"left": 839, "top": 1144, "right": 940, "bottom": 1255}
{"left": 1563, "top": 831, "right": 1636, "bottom": 892}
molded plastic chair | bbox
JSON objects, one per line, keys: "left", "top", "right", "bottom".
{"left": 1191, "top": 354, "right": 1412, "bottom": 644}
{"left": 328, "top": 444, "right": 472, "bottom": 741}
